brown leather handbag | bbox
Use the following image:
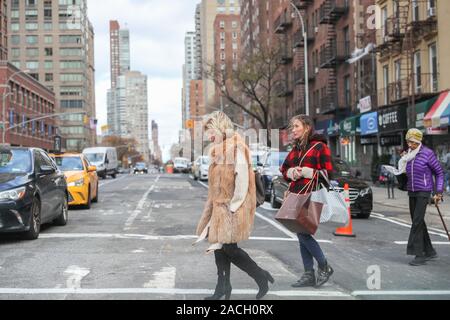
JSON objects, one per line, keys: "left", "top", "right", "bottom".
{"left": 275, "top": 172, "right": 323, "bottom": 235}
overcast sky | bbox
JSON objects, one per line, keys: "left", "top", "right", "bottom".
{"left": 87, "top": 0, "right": 198, "bottom": 162}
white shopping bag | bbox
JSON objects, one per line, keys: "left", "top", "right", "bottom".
{"left": 311, "top": 172, "right": 349, "bottom": 227}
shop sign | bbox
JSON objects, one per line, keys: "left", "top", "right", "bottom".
{"left": 380, "top": 134, "right": 402, "bottom": 147}
{"left": 361, "top": 136, "right": 378, "bottom": 145}
{"left": 378, "top": 105, "right": 407, "bottom": 133}
{"left": 359, "top": 96, "right": 372, "bottom": 113}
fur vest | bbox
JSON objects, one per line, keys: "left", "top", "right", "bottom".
{"left": 196, "top": 134, "right": 256, "bottom": 244}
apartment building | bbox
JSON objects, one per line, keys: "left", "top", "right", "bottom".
{"left": 375, "top": 0, "right": 450, "bottom": 161}
{"left": 8, "top": 0, "right": 96, "bottom": 152}
{"left": 182, "top": 31, "right": 196, "bottom": 129}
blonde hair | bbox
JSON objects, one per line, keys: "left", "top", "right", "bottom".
{"left": 203, "top": 111, "right": 234, "bottom": 137}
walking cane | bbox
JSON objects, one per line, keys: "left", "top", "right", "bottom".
{"left": 435, "top": 202, "right": 450, "bottom": 242}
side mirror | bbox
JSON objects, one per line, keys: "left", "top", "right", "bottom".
{"left": 39, "top": 165, "right": 55, "bottom": 175}
{"left": 88, "top": 165, "right": 97, "bottom": 172}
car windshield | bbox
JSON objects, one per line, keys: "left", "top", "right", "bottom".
{"left": 175, "top": 158, "right": 188, "bottom": 165}
{"left": 0, "top": 149, "right": 32, "bottom": 174}
{"left": 136, "top": 163, "right": 146, "bottom": 168}
{"left": 267, "top": 152, "right": 289, "bottom": 167}
{"left": 85, "top": 153, "right": 104, "bottom": 163}
{"left": 201, "top": 157, "right": 210, "bottom": 165}
{"left": 333, "top": 159, "right": 352, "bottom": 177}
{"left": 54, "top": 157, "right": 84, "bottom": 172}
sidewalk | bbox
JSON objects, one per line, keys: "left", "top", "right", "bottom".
{"left": 370, "top": 184, "right": 450, "bottom": 219}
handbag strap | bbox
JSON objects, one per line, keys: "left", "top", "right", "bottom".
{"left": 288, "top": 142, "right": 321, "bottom": 191}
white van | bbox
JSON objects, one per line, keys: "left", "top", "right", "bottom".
{"left": 83, "top": 147, "right": 119, "bottom": 179}
{"left": 173, "top": 157, "right": 190, "bottom": 173}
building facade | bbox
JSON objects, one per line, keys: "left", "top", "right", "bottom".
{"left": 1, "top": 61, "right": 56, "bottom": 150}
{"left": 151, "top": 120, "right": 162, "bottom": 163}
{"left": 374, "top": 0, "right": 450, "bottom": 168}
{"left": 107, "top": 20, "right": 130, "bottom": 136}
{"left": 116, "top": 71, "right": 150, "bottom": 163}
{"left": 182, "top": 31, "right": 196, "bottom": 129}
{"left": 8, "top": 0, "right": 96, "bottom": 152}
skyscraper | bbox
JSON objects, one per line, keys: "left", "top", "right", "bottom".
{"left": 107, "top": 20, "right": 130, "bottom": 135}
{"left": 8, "top": 0, "right": 97, "bottom": 152}
{"left": 182, "top": 31, "right": 196, "bottom": 129}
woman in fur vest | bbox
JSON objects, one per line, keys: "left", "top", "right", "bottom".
{"left": 280, "top": 115, "right": 334, "bottom": 288}
{"left": 196, "top": 111, "right": 274, "bottom": 300}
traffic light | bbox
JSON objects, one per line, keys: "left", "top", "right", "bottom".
{"left": 83, "top": 115, "right": 89, "bottom": 125}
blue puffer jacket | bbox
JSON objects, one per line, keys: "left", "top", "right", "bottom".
{"left": 406, "top": 145, "right": 444, "bottom": 193}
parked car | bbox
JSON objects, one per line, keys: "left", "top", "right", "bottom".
{"left": 258, "top": 151, "right": 289, "bottom": 201}
{"left": 50, "top": 153, "right": 98, "bottom": 209}
{"left": 83, "top": 147, "right": 118, "bottom": 179}
{"left": 134, "top": 162, "right": 148, "bottom": 174}
{"left": 0, "top": 147, "right": 68, "bottom": 240}
{"left": 192, "top": 156, "right": 210, "bottom": 181}
{"left": 173, "top": 157, "right": 190, "bottom": 173}
{"left": 270, "top": 158, "right": 373, "bottom": 219}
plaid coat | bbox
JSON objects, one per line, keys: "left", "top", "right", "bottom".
{"left": 280, "top": 134, "right": 333, "bottom": 194}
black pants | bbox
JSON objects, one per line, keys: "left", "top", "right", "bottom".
{"left": 214, "top": 244, "right": 265, "bottom": 283}
{"left": 407, "top": 194, "right": 436, "bottom": 257}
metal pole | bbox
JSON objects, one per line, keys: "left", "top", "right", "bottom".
{"left": 290, "top": 1, "right": 309, "bottom": 116}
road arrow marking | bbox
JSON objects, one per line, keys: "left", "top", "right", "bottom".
{"left": 64, "top": 266, "right": 90, "bottom": 289}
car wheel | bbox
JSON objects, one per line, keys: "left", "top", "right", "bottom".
{"left": 92, "top": 183, "right": 99, "bottom": 203}
{"left": 270, "top": 187, "right": 281, "bottom": 209}
{"left": 84, "top": 187, "right": 91, "bottom": 209}
{"left": 357, "top": 212, "right": 371, "bottom": 219}
{"left": 23, "top": 197, "right": 41, "bottom": 240}
{"left": 54, "top": 195, "right": 68, "bottom": 226}
{"left": 111, "top": 173, "right": 117, "bottom": 179}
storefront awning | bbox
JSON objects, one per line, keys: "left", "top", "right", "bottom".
{"left": 415, "top": 96, "right": 438, "bottom": 131}
{"left": 424, "top": 91, "right": 450, "bottom": 128}
{"left": 339, "top": 115, "right": 361, "bottom": 137}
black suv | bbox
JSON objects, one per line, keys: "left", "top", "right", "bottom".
{"left": 270, "top": 158, "right": 373, "bottom": 219}
{"left": 0, "top": 147, "right": 69, "bottom": 240}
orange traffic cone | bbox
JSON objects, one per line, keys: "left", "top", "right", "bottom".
{"left": 333, "top": 183, "right": 356, "bottom": 237}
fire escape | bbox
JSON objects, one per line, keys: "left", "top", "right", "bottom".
{"left": 375, "top": 0, "right": 439, "bottom": 110}
{"left": 318, "top": 0, "right": 350, "bottom": 114}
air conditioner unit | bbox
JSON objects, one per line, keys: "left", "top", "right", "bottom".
{"left": 316, "top": 108, "right": 321, "bottom": 114}
{"left": 314, "top": 27, "right": 319, "bottom": 33}
{"left": 315, "top": 67, "right": 319, "bottom": 74}
{"left": 428, "top": 7, "right": 436, "bottom": 17}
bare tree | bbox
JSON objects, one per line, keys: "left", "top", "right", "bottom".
{"left": 206, "top": 46, "right": 284, "bottom": 146}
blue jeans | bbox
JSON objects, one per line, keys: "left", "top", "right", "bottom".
{"left": 445, "top": 171, "right": 450, "bottom": 192}
{"left": 297, "top": 233, "right": 327, "bottom": 272}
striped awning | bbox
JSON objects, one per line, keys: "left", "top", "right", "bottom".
{"left": 424, "top": 91, "right": 450, "bottom": 128}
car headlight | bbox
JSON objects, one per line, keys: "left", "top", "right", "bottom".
{"left": 0, "top": 187, "right": 27, "bottom": 201}
{"left": 360, "top": 188, "right": 372, "bottom": 197}
{"left": 68, "top": 178, "right": 85, "bottom": 187}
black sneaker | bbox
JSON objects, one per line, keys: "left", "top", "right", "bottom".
{"left": 409, "top": 256, "right": 427, "bottom": 266}
{"left": 291, "top": 271, "right": 316, "bottom": 288}
{"left": 315, "top": 264, "right": 334, "bottom": 288}
{"left": 425, "top": 253, "right": 438, "bottom": 261}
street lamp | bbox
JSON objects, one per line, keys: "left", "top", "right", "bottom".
{"left": 290, "top": 1, "right": 310, "bottom": 116}
{"left": 1, "top": 69, "right": 30, "bottom": 145}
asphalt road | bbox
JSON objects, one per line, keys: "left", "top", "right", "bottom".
{"left": 0, "top": 173, "right": 449, "bottom": 300}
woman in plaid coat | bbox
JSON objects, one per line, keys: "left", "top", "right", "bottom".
{"left": 280, "top": 115, "right": 334, "bottom": 288}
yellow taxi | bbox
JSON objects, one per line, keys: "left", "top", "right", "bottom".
{"left": 50, "top": 153, "right": 99, "bottom": 209}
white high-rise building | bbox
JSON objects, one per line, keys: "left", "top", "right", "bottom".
{"left": 115, "top": 71, "right": 150, "bottom": 162}
{"left": 182, "top": 31, "right": 196, "bottom": 128}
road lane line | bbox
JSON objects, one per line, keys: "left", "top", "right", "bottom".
{"left": 39, "top": 233, "right": 331, "bottom": 242}
{"left": 352, "top": 290, "right": 450, "bottom": 297}
{"left": 196, "top": 180, "right": 297, "bottom": 240}
{"left": 144, "top": 266, "right": 176, "bottom": 289}
{"left": 0, "top": 288, "right": 352, "bottom": 298}
{"left": 123, "top": 175, "right": 160, "bottom": 231}
{"left": 394, "top": 241, "right": 450, "bottom": 245}
{"left": 371, "top": 212, "right": 448, "bottom": 239}
{"left": 99, "top": 175, "right": 127, "bottom": 188}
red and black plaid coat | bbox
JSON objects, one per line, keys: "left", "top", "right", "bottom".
{"left": 280, "top": 134, "right": 333, "bottom": 194}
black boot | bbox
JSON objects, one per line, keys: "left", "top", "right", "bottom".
{"left": 291, "top": 271, "right": 316, "bottom": 288}
{"left": 222, "top": 244, "right": 274, "bottom": 300}
{"left": 205, "top": 250, "right": 232, "bottom": 300}
{"left": 316, "top": 263, "right": 334, "bottom": 288}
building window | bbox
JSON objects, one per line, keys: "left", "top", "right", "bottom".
{"left": 25, "top": 23, "right": 38, "bottom": 30}
{"left": 414, "top": 51, "right": 422, "bottom": 93}
{"left": 11, "top": 35, "right": 20, "bottom": 45}
{"left": 344, "top": 76, "right": 351, "bottom": 107}
{"left": 26, "top": 61, "right": 39, "bottom": 69}
{"left": 61, "top": 100, "right": 85, "bottom": 109}
{"left": 45, "top": 73, "right": 54, "bottom": 82}
{"left": 45, "top": 61, "right": 53, "bottom": 69}
{"left": 45, "top": 48, "right": 53, "bottom": 56}
{"left": 44, "top": 35, "right": 53, "bottom": 44}
{"left": 383, "top": 65, "right": 389, "bottom": 105}
{"left": 26, "top": 48, "right": 39, "bottom": 56}
{"left": 429, "top": 43, "right": 438, "bottom": 91}
{"left": 26, "top": 35, "right": 38, "bottom": 44}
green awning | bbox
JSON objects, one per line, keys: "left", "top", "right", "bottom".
{"left": 415, "top": 96, "right": 439, "bottom": 130}
{"left": 339, "top": 115, "right": 361, "bottom": 136}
